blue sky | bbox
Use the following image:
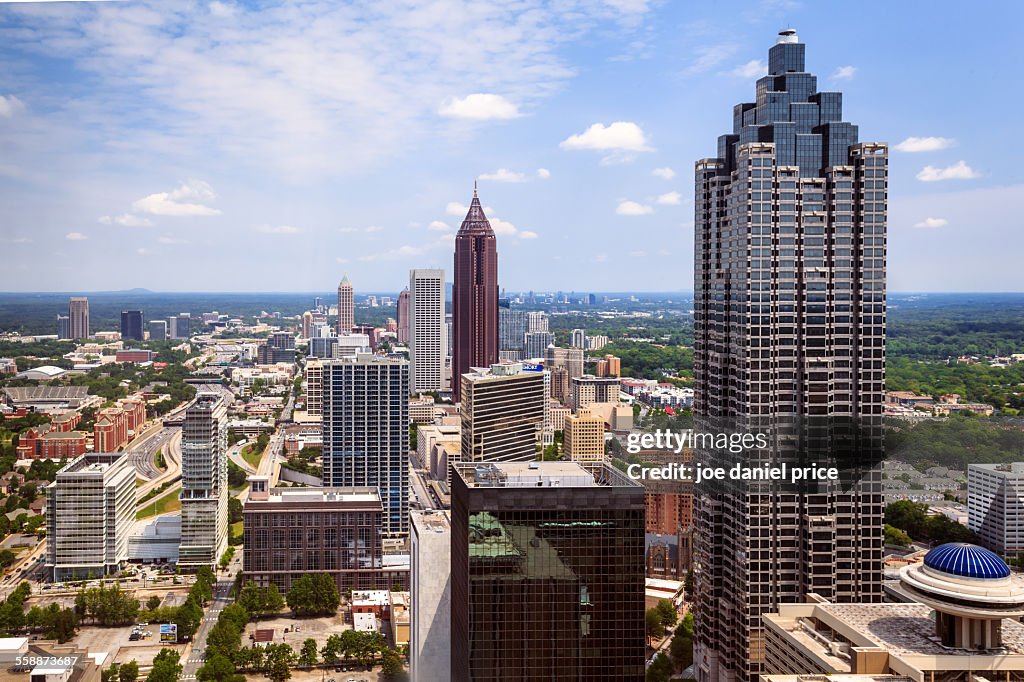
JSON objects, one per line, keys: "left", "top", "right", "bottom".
{"left": 0, "top": 0, "right": 1022, "bottom": 293}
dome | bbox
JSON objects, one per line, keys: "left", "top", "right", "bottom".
{"left": 923, "top": 543, "right": 1010, "bottom": 580}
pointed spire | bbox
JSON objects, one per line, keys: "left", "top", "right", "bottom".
{"left": 473, "top": 179, "right": 478, "bottom": 198}
{"left": 458, "top": 184, "right": 493, "bottom": 236}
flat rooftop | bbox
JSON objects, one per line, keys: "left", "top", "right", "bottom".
{"left": 250, "top": 486, "right": 381, "bottom": 506}
{"left": 58, "top": 452, "right": 125, "bottom": 475}
{"left": 410, "top": 509, "right": 450, "bottom": 533}
{"left": 455, "top": 460, "right": 641, "bottom": 489}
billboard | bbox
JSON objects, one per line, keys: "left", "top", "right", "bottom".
{"left": 521, "top": 362, "right": 544, "bottom": 372}
{"left": 159, "top": 623, "right": 177, "bottom": 643}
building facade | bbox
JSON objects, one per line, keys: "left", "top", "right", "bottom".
{"left": 337, "top": 275, "right": 354, "bottom": 335}
{"left": 564, "top": 409, "right": 606, "bottom": 462}
{"left": 46, "top": 453, "right": 136, "bottom": 581}
{"left": 452, "top": 188, "right": 498, "bottom": 402}
{"left": 68, "top": 297, "right": 89, "bottom": 340}
{"left": 545, "top": 345, "right": 584, "bottom": 381}
{"left": 968, "top": 463, "right": 1024, "bottom": 559}
{"left": 410, "top": 509, "right": 452, "bottom": 682}
{"left": 409, "top": 268, "right": 446, "bottom": 394}
{"left": 450, "top": 461, "right": 646, "bottom": 681}
{"left": 692, "top": 30, "right": 886, "bottom": 682}
{"left": 460, "top": 363, "right": 545, "bottom": 466}
{"left": 120, "top": 310, "right": 144, "bottom": 341}
{"left": 523, "top": 331, "right": 554, "bottom": 361}
{"left": 571, "top": 375, "right": 620, "bottom": 409}
{"left": 397, "top": 288, "right": 411, "bottom": 345}
{"left": 178, "top": 393, "right": 229, "bottom": 571}
{"left": 149, "top": 320, "right": 167, "bottom": 341}
{"left": 322, "top": 354, "right": 409, "bottom": 536}
{"left": 498, "top": 305, "right": 527, "bottom": 357}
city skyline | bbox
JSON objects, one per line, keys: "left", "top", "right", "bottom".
{"left": 1, "top": 2, "right": 1022, "bottom": 293}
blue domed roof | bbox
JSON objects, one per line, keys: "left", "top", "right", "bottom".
{"left": 924, "top": 543, "right": 1010, "bottom": 580}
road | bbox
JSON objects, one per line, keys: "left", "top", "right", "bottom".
{"left": 180, "top": 552, "right": 243, "bottom": 680}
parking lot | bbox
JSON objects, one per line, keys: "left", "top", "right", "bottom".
{"left": 240, "top": 612, "right": 354, "bottom": 651}
{"left": 73, "top": 623, "right": 187, "bottom": 668}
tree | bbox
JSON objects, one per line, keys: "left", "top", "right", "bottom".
{"left": 149, "top": 649, "right": 182, "bottom": 682}
{"left": 321, "top": 633, "right": 343, "bottom": 664}
{"left": 101, "top": 664, "right": 120, "bottom": 682}
{"left": 228, "top": 497, "right": 243, "bottom": 524}
{"left": 656, "top": 599, "right": 678, "bottom": 628}
{"left": 646, "top": 652, "right": 674, "bottom": 682}
{"left": 238, "top": 581, "right": 284, "bottom": 619}
{"left": 196, "top": 653, "right": 235, "bottom": 682}
{"left": 380, "top": 647, "right": 407, "bottom": 680}
{"left": 287, "top": 573, "right": 340, "bottom": 616}
{"left": 645, "top": 608, "right": 665, "bottom": 639}
{"left": 267, "top": 657, "right": 291, "bottom": 682}
{"left": 0, "top": 549, "right": 15, "bottom": 569}
{"left": 884, "top": 523, "right": 912, "bottom": 547}
{"left": 146, "top": 595, "right": 162, "bottom": 611}
{"left": 670, "top": 612, "right": 694, "bottom": 669}
{"left": 118, "top": 660, "right": 139, "bottom": 682}
{"left": 299, "top": 638, "right": 318, "bottom": 668}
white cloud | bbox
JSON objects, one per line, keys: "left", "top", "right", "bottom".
{"left": 208, "top": 1, "right": 236, "bottom": 18}
{"left": 536, "top": 168, "right": 551, "bottom": 179}
{"left": 338, "top": 227, "right": 358, "bottom": 234}
{"left": 655, "top": 191, "right": 681, "bottom": 205}
{"left": 685, "top": 44, "right": 738, "bottom": 75}
{"left": 358, "top": 244, "right": 424, "bottom": 262}
{"left": 335, "top": 257, "right": 349, "bottom": 264}
{"left": 133, "top": 179, "right": 221, "bottom": 216}
{"left": 137, "top": 247, "right": 155, "bottom": 256}
{"left": 560, "top": 121, "right": 652, "bottom": 153}
{"left": 428, "top": 220, "right": 450, "bottom": 231}
{"left": 830, "top": 65, "right": 857, "bottom": 80}
{"left": 479, "top": 168, "right": 528, "bottom": 183}
{"left": 652, "top": 167, "right": 675, "bottom": 180}
{"left": 365, "top": 225, "right": 383, "bottom": 233}
{"left": 65, "top": 232, "right": 87, "bottom": 240}
{"left": 490, "top": 217, "right": 518, "bottom": 236}
{"left": 98, "top": 213, "right": 152, "bottom": 227}
{"left": 916, "top": 160, "right": 979, "bottom": 182}
{"left": 519, "top": 230, "right": 538, "bottom": 239}
{"left": 0, "top": 95, "right": 27, "bottom": 118}
{"left": 616, "top": 200, "right": 653, "bottom": 216}
{"left": 894, "top": 136, "right": 956, "bottom": 153}
{"left": 158, "top": 235, "right": 189, "bottom": 244}
{"left": 257, "top": 224, "right": 302, "bottom": 234}
{"left": 446, "top": 202, "right": 469, "bottom": 216}
{"left": 657, "top": 249, "right": 671, "bottom": 256}
{"left": 629, "top": 250, "right": 646, "bottom": 257}
{"left": 438, "top": 94, "right": 520, "bottom": 120}
{"left": 729, "top": 59, "right": 766, "bottom": 78}
{"left": 593, "top": 253, "right": 609, "bottom": 263}
{"left": 914, "top": 217, "right": 948, "bottom": 229}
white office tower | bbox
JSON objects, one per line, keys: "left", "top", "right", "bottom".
{"left": 410, "top": 509, "right": 451, "bottom": 681}
{"left": 409, "top": 268, "right": 446, "bottom": 393}
{"left": 46, "top": 453, "right": 136, "bottom": 581}
{"left": 178, "top": 392, "right": 229, "bottom": 571}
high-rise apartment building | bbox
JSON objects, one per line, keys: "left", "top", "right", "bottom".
{"left": 322, "top": 354, "right": 409, "bottom": 536}
{"left": 571, "top": 374, "right": 620, "bottom": 409}
{"left": 498, "top": 306, "right": 527, "bottom": 356}
{"left": 450, "top": 460, "right": 646, "bottom": 681}
{"left": 526, "top": 311, "right": 548, "bottom": 333}
{"left": 337, "top": 275, "right": 354, "bottom": 335}
{"left": 460, "top": 363, "right": 545, "bottom": 466}
{"left": 397, "top": 288, "right": 411, "bottom": 345}
{"left": 46, "top": 453, "right": 136, "bottom": 581}
{"left": 570, "top": 328, "right": 586, "bottom": 349}
{"left": 692, "top": 30, "right": 886, "bottom": 682}
{"left": 409, "top": 269, "right": 446, "bottom": 393}
{"left": 968, "top": 463, "right": 1024, "bottom": 560}
{"left": 120, "top": 310, "right": 144, "bottom": 341}
{"left": 149, "top": 319, "right": 167, "bottom": 341}
{"left": 452, "top": 187, "right": 498, "bottom": 401}
{"left": 523, "top": 331, "right": 554, "bottom": 360}
{"left": 564, "top": 409, "right": 606, "bottom": 462}
{"left": 68, "top": 296, "right": 89, "bottom": 339}
{"left": 410, "top": 509, "right": 452, "bottom": 682}
{"left": 178, "top": 393, "right": 229, "bottom": 571}
{"left": 168, "top": 313, "right": 191, "bottom": 339}
{"left": 545, "top": 345, "right": 584, "bottom": 380}
{"left": 304, "top": 358, "right": 324, "bottom": 417}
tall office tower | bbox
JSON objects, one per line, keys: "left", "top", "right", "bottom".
{"left": 46, "top": 453, "right": 136, "bottom": 581}
{"left": 410, "top": 509, "right": 452, "bottom": 682}
{"left": 460, "top": 363, "right": 545, "bottom": 465}
{"left": 337, "top": 275, "right": 354, "bottom": 334}
{"left": 168, "top": 313, "right": 191, "bottom": 339}
{"left": 564, "top": 409, "right": 606, "bottom": 462}
{"left": 178, "top": 393, "right": 229, "bottom": 571}
{"left": 526, "top": 311, "right": 548, "bottom": 333}
{"left": 545, "top": 345, "right": 585, "bottom": 380}
{"left": 570, "top": 328, "right": 586, "bottom": 349}
{"left": 56, "top": 314, "right": 70, "bottom": 340}
{"left": 498, "top": 306, "right": 528, "bottom": 356}
{"left": 301, "top": 311, "right": 314, "bottom": 339}
{"left": 120, "top": 310, "right": 144, "bottom": 341}
{"left": 68, "top": 296, "right": 89, "bottom": 339}
{"left": 692, "top": 30, "right": 886, "bottom": 682}
{"left": 968, "top": 463, "right": 1024, "bottom": 559}
{"left": 149, "top": 319, "right": 167, "bottom": 341}
{"left": 304, "top": 358, "right": 324, "bottom": 417}
{"left": 523, "top": 331, "right": 554, "bottom": 360}
{"left": 452, "top": 187, "right": 498, "bottom": 401}
{"left": 322, "top": 354, "right": 409, "bottom": 536}
{"left": 409, "top": 269, "right": 446, "bottom": 393}
{"left": 314, "top": 295, "right": 324, "bottom": 313}
{"left": 450, "top": 461, "right": 646, "bottom": 681}
{"left": 397, "top": 288, "right": 411, "bottom": 345}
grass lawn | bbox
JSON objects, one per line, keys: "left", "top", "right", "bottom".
{"left": 240, "top": 443, "right": 263, "bottom": 469}
{"left": 230, "top": 521, "right": 243, "bottom": 538}
{"left": 136, "top": 486, "right": 181, "bottom": 519}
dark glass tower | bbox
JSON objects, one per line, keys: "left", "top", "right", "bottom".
{"left": 450, "top": 461, "right": 646, "bottom": 681}
{"left": 120, "top": 310, "right": 144, "bottom": 341}
{"left": 452, "top": 186, "right": 499, "bottom": 402}
{"left": 693, "top": 30, "right": 886, "bottom": 681}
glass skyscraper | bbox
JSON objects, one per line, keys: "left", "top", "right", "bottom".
{"left": 692, "top": 30, "right": 886, "bottom": 682}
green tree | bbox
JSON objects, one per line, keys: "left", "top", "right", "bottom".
{"left": 146, "top": 595, "right": 162, "bottom": 611}
{"left": 267, "top": 657, "right": 291, "bottom": 682}
{"left": 228, "top": 497, "right": 243, "bottom": 524}
{"left": 655, "top": 599, "right": 678, "bottom": 628}
{"left": 670, "top": 612, "right": 694, "bottom": 669}
{"left": 321, "top": 633, "right": 343, "bottom": 664}
{"left": 380, "top": 647, "right": 407, "bottom": 680}
{"left": 118, "top": 660, "right": 139, "bottom": 682}
{"left": 645, "top": 607, "right": 665, "bottom": 639}
{"left": 286, "top": 573, "right": 340, "bottom": 616}
{"left": 884, "top": 523, "right": 912, "bottom": 547}
{"left": 646, "top": 652, "right": 674, "bottom": 682}
{"left": 148, "top": 649, "right": 182, "bottom": 682}
{"left": 196, "top": 653, "right": 235, "bottom": 682}
{"left": 299, "top": 638, "right": 318, "bottom": 668}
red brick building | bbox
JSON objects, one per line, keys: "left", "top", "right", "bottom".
{"left": 115, "top": 349, "right": 154, "bottom": 364}
{"left": 17, "top": 427, "right": 88, "bottom": 459}
{"left": 93, "top": 397, "right": 146, "bottom": 452}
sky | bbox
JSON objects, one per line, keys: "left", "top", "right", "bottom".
{"left": 0, "top": 0, "right": 1022, "bottom": 293}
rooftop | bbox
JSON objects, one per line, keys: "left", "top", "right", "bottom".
{"left": 57, "top": 452, "right": 126, "bottom": 475}
{"left": 456, "top": 460, "right": 640, "bottom": 489}
{"left": 250, "top": 486, "right": 381, "bottom": 506}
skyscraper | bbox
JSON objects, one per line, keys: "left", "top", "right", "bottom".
{"left": 168, "top": 313, "right": 191, "bottom": 339}
{"left": 322, "top": 354, "right": 409, "bottom": 536}
{"left": 68, "top": 296, "right": 89, "bottom": 339}
{"left": 523, "top": 331, "right": 554, "bottom": 360}
{"left": 452, "top": 187, "right": 498, "bottom": 401}
{"left": 409, "top": 269, "right": 446, "bottom": 393}
{"left": 450, "top": 460, "right": 646, "bottom": 681}
{"left": 337, "top": 275, "right": 354, "bottom": 335}
{"left": 692, "top": 30, "right": 886, "bottom": 681}
{"left": 397, "top": 288, "right": 411, "bottom": 345}
{"left": 120, "top": 310, "right": 144, "bottom": 341}
{"left": 179, "top": 392, "right": 229, "bottom": 571}
{"left": 570, "top": 328, "right": 586, "bottom": 349}
{"left": 498, "top": 303, "right": 527, "bottom": 357}
{"left": 56, "top": 314, "right": 70, "bottom": 340}
{"left": 149, "top": 319, "right": 167, "bottom": 341}
{"left": 460, "top": 363, "right": 545, "bottom": 466}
